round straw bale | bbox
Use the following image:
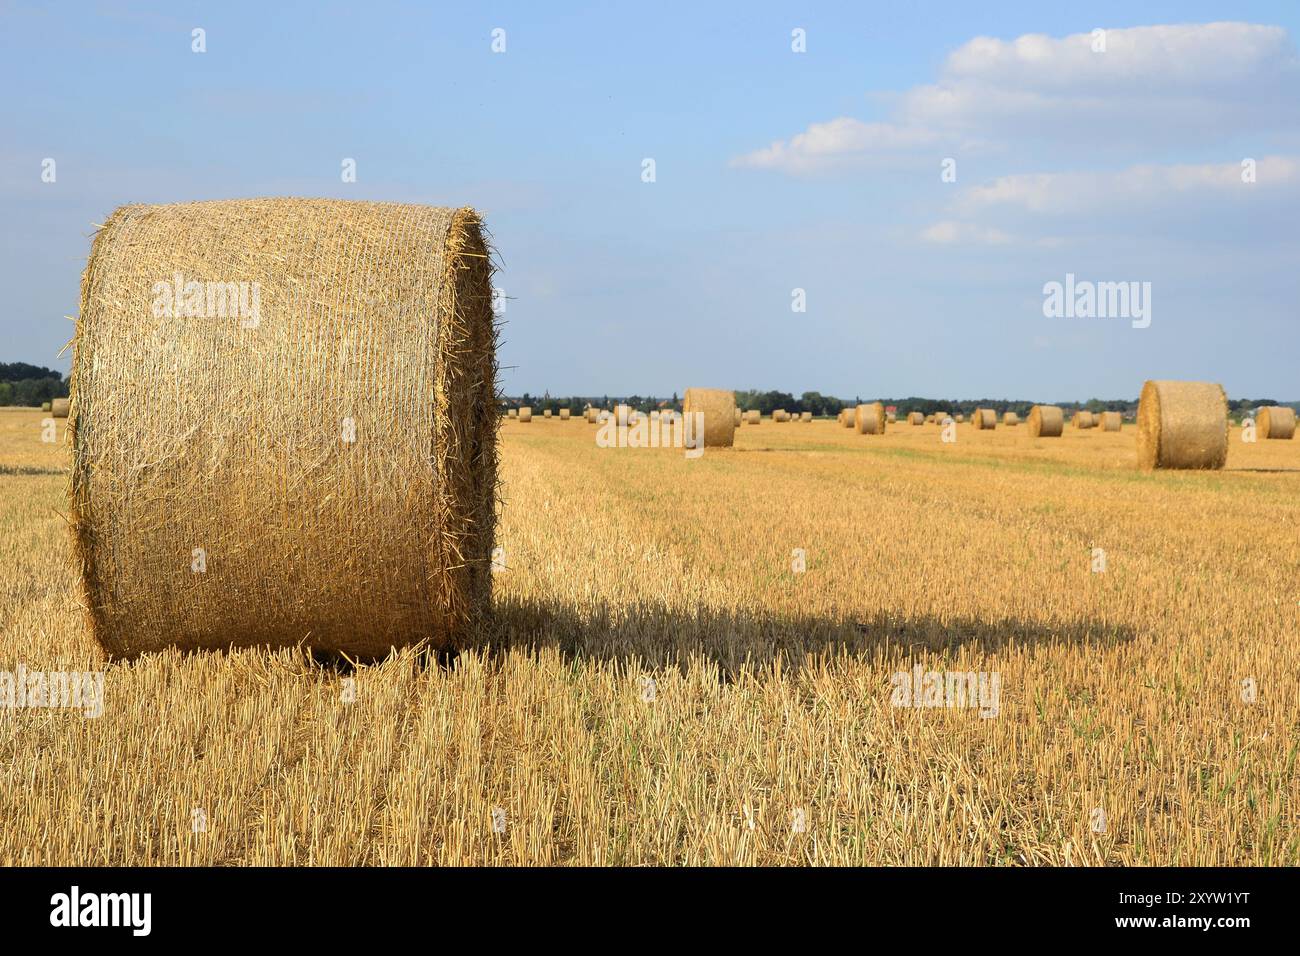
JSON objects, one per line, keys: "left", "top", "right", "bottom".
{"left": 886, "top": 411, "right": 896, "bottom": 423}
{"left": 855, "top": 402, "right": 886, "bottom": 435}
{"left": 908, "top": 411, "right": 924, "bottom": 425}
{"left": 1071, "top": 411, "right": 1094, "bottom": 429}
{"left": 841, "top": 409, "right": 855, "bottom": 428}
{"left": 543, "top": 408, "right": 552, "bottom": 418}
{"left": 800, "top": 411, "right": 812, "bottom": 422}
{"left": 50, "top": 398, "right": 70, "bottom": 418}
{"left": 1258, "top": 406, "right": 1296, "bottom": 440}
{"left": 1136, "top": 379, "right": 1228, "bottom": 470}
{"left": 518, "top": 406, "right": 533, "bottom": 422}
{"left": 614, "top": 404, "right": 631, "bottom": 427}
{"left": 1099, "top": 410, "right": 1121, "bottom": 431}
{"left": 979, "top": 408, "right": 998, "bottom": 429}
{"left": 1027, "top": 405, "right": 1064, "bottom": 437}
{"left": 508, "top": 407, "right": 517, "bottom": 418}
{"left": 1002, "top": 411, "right": 1019, "bottom": 426}
{"left": 69, "top": 198, "right": 497, "bottom": 657}
{"left": 745, "top": 409, "right": 760, "bottom": 425}
{"left": 41, "top": 401, "right": 52, "bottom": 412}
{"left": 559, "top": 408, "right": 570, "bottom": 420}
{"left": 734, "top": 408, "right": 742, "bottom": 427}
{"left": 682, "top": 387, "right": 736, "bottom": 448}
{"left": 955, "top": 413, "right": 965, "bottom": 423}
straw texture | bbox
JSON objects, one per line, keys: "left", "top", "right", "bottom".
{"left": 1136, "top": 379, "right": 1228, "bottom": 470}
{"left": 855, "top": 402, "right": 886, "bottom": 435}
{"left": 70, "top": 198, "right": 498, "bottom": 658}
{"left": 683, "top": 387, "right": 736, "bottom": 448}
{"left": 1258, "top": 406, "right": 1296, "bottom": 440}
{"left": 1027, "top": 405, "right": 1064, "bottom": 438}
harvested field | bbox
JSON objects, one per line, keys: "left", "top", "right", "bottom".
{"left": 2, "top": 408, "right": 1298, "bottom": 865}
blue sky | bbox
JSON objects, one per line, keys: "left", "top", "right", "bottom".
{"left": 3, "top": 1, "right": 1298, "bottom": 400}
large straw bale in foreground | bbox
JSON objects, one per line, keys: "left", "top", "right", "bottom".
{"left": 1136, "top": 379, "right": 1228, "bottom": 470}
{"left": 51, "top": 398, "right": 70, "bottom": 418}
{"left": 855, "top": 402, "right": 886, "bottom": 435}
{"left": 1027, "top": 405, "right": 1064, "bottom": 437}
{"left": 70, "top": 198, "right": 498, "bottom": 657}
{"left": 683, "top": 387, "right": 736, "bottom": 448}
{"left": 1258, "top": 406, "right": 1296, "bottom": 440}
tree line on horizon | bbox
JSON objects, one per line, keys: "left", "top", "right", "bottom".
{"left": 501, "top": 389, "right": 1296, "bottom": 418}
{"left": 0, "top": 363, "right": 69, "bottom": 407}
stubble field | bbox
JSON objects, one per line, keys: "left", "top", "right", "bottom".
{"left": 1, "top": 407, "right": 1297, "bottom": 865}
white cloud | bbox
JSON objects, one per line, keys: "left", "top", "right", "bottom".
{"left": 918, "top": 220, "right": 1012, "bottom": 245}
{"left": 733, "top": 23, "right": 1300, "bottom": 174}
{"left": 730, "top": 118, "right": 937, "bottom": 173}
{"left": 961, "top": 156, "right": 1300, "bottom": 215}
